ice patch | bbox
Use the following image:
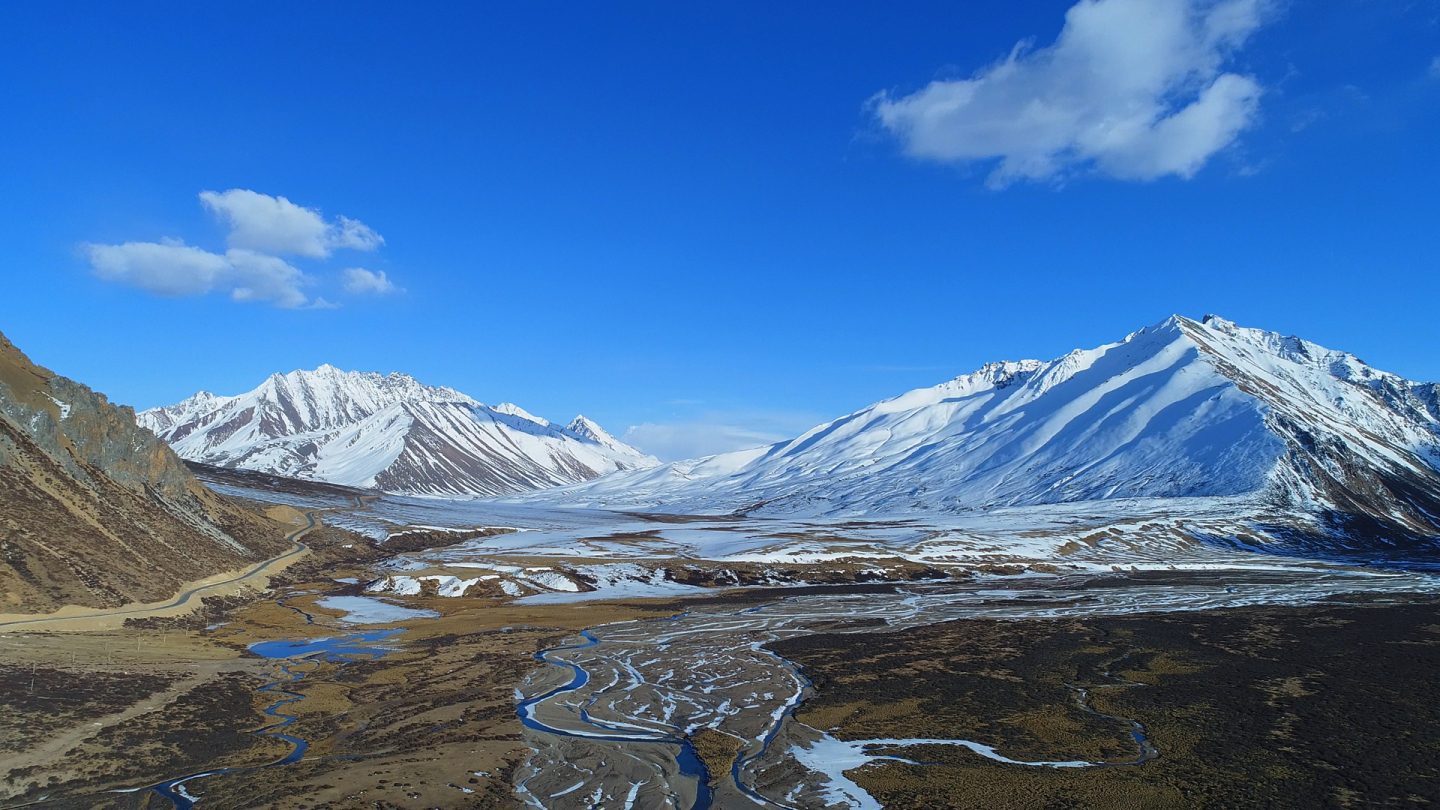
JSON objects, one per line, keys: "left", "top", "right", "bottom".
{"left": 792, "top": 731, "right": 1110, "bottom": 808}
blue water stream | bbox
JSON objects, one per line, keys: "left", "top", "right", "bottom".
{"left": 518, "top": 596, "right": 1162, "bottom": 810}
{"left": 136, "top": 630, "right": 401, "bottom": 809}
{"left": 517, "top": 624, "right": 715, "bottom": 810}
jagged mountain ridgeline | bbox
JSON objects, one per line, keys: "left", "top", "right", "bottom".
{"left": 0, "top": 331, "right": 286, "bottom": 613}
{"left": 139, "top": 365, "right": 658, "bottom": 496}
{"left": 531, "top": 315, "right": 1440, "bottom": 543}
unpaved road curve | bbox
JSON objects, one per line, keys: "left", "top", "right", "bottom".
{"left": 0, "top": 512, "right": 320, "bottom": 632}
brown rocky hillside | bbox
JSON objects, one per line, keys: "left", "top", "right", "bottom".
{"left": 0, "top": 330, "right": 287, "bottom": 613}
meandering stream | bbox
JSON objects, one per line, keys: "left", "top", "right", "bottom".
{"left": 97, "top": 568, "right": 1440, "bottom": 809}
{"left": 119, "top": 631, "right": 402, "bottom": 809}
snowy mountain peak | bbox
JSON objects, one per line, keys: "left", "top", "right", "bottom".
{"left": 492, "top": 403, "right": 550, "bottom": 427}
{"left": 529, "top": 315, "right": 1440, "bottom": 542}
{"left": 140, "top": 365, "right": 658, "bottom": 496}
{"left": 566, "top": 415, "right": 660, "bottom": 467}
{"left": 566, "top": 415, "right": 605, "bottom": 439}
{"left": 957, "top": 359, "right": 1045, "bottom": 391}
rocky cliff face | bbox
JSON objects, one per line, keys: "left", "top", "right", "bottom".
{"left": 0, "top": 331, "right": 287, "bottom": 614}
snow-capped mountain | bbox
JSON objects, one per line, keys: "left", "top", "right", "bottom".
{"left": 530, "top": 316, "right": 1440, "bottom": 540}
{"left": 139, "top": 365, "right": 658, "bottom": 496}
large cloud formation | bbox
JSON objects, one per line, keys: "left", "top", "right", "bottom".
{"left": 872, "top": 0, "right": 1273, "bottom": 187}
{"left": 83, "top": 190, "right": 386, "bottom": 308}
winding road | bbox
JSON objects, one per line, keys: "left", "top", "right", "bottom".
{"left": 0, "top": 511, "right": 320, "bottom": 631}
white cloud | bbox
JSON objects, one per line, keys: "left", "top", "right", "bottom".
{"left": 342, "top": 267, "right": 400, "bottom": 294}
{"left": 872, "top": 0, "right": 1274, "bottom": 187}
{"left": 199, "top": 189, "right": 383, "bottom": 258}
{"left": 83, "top": 240, "right": 310, "bottom": 308}
{"left": 1430, "top": 56, "right": 1440, "bottom": 80}
{"left": 84, "top": 190, "right": 395, "bottom": 309}
{"left": 621, "top": 407, "right": 829, "bottom": 462}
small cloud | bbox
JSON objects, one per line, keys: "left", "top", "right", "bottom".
{"left": 1288, "top": 108, "right": 1325, "bottom": 133}
{"left": 342, "top": 267, "right": 401, "bottom": 294}
{"left": 83, "top": 240, "right": 310, "bottom": 308}
{"left": 1430, "top": 56, "right": 1440, "bottom": 80}
{"left": 623, "top": 422, "right": 788, "bottom": 462}
{"left": 621, "top": 408, "right": 826, "bottom": 462}
{"left": 84, "top": 190, "right": 389, "bottom": 309}
{"left": 872, "top": 0, "right": 1277, "bottom": 187}
{"left": 1339, "top": 84, "right": 1369, "bottom": 103}
{"left": 199, "top": 189, "right": 383, "bottom": 258}
{"left": 1236, "top": 159, "right": 1270, "bottom": 177}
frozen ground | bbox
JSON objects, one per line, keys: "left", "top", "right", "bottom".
{"left": 211, "top": 476, "right": 1440, "bottom": 603}
{"left": 363, "top": 493, "right": 1257, "bottom": 565}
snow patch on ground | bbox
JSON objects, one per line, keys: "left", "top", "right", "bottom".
{"left": 365, "top": 574, "right": 482, "bottom": 597}
{"left": 315, "top": 595, "right": 438, "bottom": 624}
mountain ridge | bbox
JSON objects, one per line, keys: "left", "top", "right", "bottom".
{"left": 140, "top": 365, "right": 658, "bottom": 496}
{"left": 520, "top": 314, "right": 1440, "bottom": 544}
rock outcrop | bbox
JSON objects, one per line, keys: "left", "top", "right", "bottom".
{"left": 0, "top": 331, "right": 287, "bottom": 613}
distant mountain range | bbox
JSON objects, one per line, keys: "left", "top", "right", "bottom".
{"left": 139, "top": 365, "right": 658, "bottom": 496}
{"left": 527, "top": 315, "right": 1440, "bottom": 542}
{"left": 0, "top": 331, "right": 286, "bottom": 613}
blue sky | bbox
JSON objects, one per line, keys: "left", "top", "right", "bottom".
{"left": 2, "top": 1, "right": 1437, "bottom": 460}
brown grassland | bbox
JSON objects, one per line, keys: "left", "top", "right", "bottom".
{"left": 771, "top": 598, "right": 1440, "bottom": 809}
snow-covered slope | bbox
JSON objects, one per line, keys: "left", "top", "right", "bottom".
{"left": 139, "top": 365, "right": 658, "bottom": 496}
{"left": 530, "top": 316, "right": 1440, "bottom": 539}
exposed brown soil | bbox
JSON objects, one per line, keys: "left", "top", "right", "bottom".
{"left": 0, "top": 664, "right": 179, "bottom": 753}
{"left": 4, "top": 668, "right": 286, "bottom": 804}
{"left": 0, "top": 560, "right": 722, "bottom": 810}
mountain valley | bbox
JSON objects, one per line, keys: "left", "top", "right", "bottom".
{"left": 5, "top": 314, "right": 1440, "bottom": 810}
{"left": 523, "top": 314, "right": 1440, "bottom": 558}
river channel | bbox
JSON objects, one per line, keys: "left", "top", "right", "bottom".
{"left": 513, "top": 568, "right": 1440, "bottom": 809}
{"left": 117, "top": 631, "right": 402, "bottom": 809}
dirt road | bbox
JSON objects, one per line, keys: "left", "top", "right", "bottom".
{"left": 0, "top": 512, "right": 319, "bottom": 632}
